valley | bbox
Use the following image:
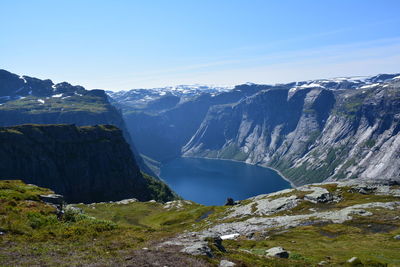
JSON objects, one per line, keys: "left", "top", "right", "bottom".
{"left": 0, "top": 69, "right": 399, "bottom": 266}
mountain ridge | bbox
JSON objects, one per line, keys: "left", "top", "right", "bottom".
{"left": 111, "top": 73, "right": 400, "bottom": 185}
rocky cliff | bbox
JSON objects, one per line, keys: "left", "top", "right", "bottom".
{"left": 124, "top": 84, "right": 270, "bottom": 162}
{"left": 183, "top": 78, "right": 400, "bottom": 185}
{"left": 0, "top": 69, "right": 154, "bottom": 176}
{"left": 0, "top": 124, "right": 176, "bottom": 203}
{"left": 114, "top": 74, "right": 400, "bottom": 185}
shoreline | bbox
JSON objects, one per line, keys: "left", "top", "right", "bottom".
{"left": 181, "top": 155, "right": 297, "bottom": 188}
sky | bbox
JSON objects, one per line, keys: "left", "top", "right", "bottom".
{"left": 1, "top": 0, "right": 400, "bottom": 91}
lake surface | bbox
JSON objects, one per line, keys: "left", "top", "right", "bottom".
{"left": 160, "top": 157, "right": 291, "bottom": 206}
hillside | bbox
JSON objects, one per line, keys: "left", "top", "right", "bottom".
{"left": 0, "top": 69, "right": 154, "bottom": 176}
{"left": 0, "top": 124, "right": 176, "bottom": 203}
{"left": 1, "top": 179, "right": 399, "bottom": 266}
{"left": 112, "top": 74, "right": 400, "bottom": 185}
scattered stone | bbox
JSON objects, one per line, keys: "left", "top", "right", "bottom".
{"left": 394, "top": 235, "right": 400, "bottom": 240}
{"left": 347, "top": 257, "right": 362, "bottom": 265}
{"left": 180, "top": 242, "right": 213, "bottom": 257}
{"left": 220, "top": 233, "right": 240, "bottom": 240}
{"left": 114, "top": 198, "right": 138, "bottom": 205}
{"left": 163, "top": 200, "right": 192, "bottom": 210}
{"left": 142, "top": 247, "right": 149, "bottom": 250}
{"left": 265, "top": 247, "right": 289, "bottom": 258}
{"left": 39, "top": 194, "right": 64, "bottom": 205}
{"left": 246, "top": 232, "right": 254, "bottom": 239}
{"left": 219, "top": 259, "right": 236, "bottom": 267}
{"left": 225, "top": 194, "right": 299, "bottom": 219}
{"left": 302, "top": 187, "right": 333, "bottom": 203}
{"left": 148, "top": 200, "right": 156, "bottom": 203}
{"left": 225, "top": 197, "right": 235, "bottom": 206}
{"left": 318, "top": 261, "right": 328, "bottom": 266}
{"left": 0, "top": 231, "right": 4, "bottom": 235}
{"left": 66, "top": 206, "right": 82, "bottom": 213}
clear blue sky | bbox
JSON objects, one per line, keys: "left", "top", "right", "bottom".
{"left": 1, "top": 0, "right": 400, "bottom": 91}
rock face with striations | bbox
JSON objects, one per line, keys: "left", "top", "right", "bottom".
{"left": 112, "top": 74, "right": 400, "bottom": 185}
{"left": 0, "top": 124, "right": 176, "bottom": 203}
{"left": 182, "top": 78, "right": 400, "bottom": 185}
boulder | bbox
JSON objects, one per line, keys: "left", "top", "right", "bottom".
{"left": 180, "top": 242, "right": 213, "bottom": 257}
{"left": 347, "top": 257, "right": 362, "bottom": 265}
{"left": 265, "top": 247, "right": 289, "bottom": 258}
{"left": 303, "top": 187, "right": 333, "bottom": 203}
{"left": 39, "top": 194, "right": 64, "bottom": 205}
{"left": 219, "top": 259, "right": 236, "bottom": 267}
{"left": 115, "top": 198, "right": 138, "bottom": 205}
{"left": 394, "top": 235, "right": 400, "bottom": 240}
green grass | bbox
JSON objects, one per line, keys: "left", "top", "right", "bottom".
{"left": 142, "top": 172, "right": 180, "bottom": 202}
{"left": 1, "top": 180, "right": 399, "bottom": 266}
{"left": 0, "top": 180, "right": 217, "bottom": 265}
{"left": 0, "top": 95, "right": 110, "bottom": 114}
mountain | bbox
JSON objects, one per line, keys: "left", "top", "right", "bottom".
{"left": 107, "top": 84, "right": 232, "bottom": 112}
{"left": 122, "top": 84, "right": 270, "bottom": 162}
{"left": 0, "top": 124, "right": 176, "bottom": 203}
{"left": 0, "top": 69, "right": 154, "bottom": 176}
{"left": 110, "top": 74, "right": 400, "bottom": 184}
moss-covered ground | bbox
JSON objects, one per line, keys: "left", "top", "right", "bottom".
{"left": 1, "top": 180, "right": 399, "bottom": 266}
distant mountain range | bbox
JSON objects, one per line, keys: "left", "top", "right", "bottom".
{"left": 107, "top": 84, "right": 233, "bottom": 112}
{"left": 107, "top": 74, "right": 400, "bottom": 111}
{"left": 112, "top": 73, "right": 400, "bottom": 184}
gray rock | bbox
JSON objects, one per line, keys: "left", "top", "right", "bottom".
{"left": 180, "top": 243, "right": 213, "bottom": 257}
{"left": 219, "top": 259, "right": 236, "bottom": 267}
{"left": 114, "top": 198, "right": 138, "bottom": 204}
{"left": 301, "top": 186, "right": 333, "bottom": 203}
{"left": 347, "top": 257, "right": 362, "bottom": 265}
{"left": 225, "top": 194, "right": 299, "bottom": 219}
{"left": 318, "top": 261, "right": 328, "bottom": 266}
{"left": 39, "top": 194, "right": 64, "bottom": 205}
{"left": 394, "top": 235, "right": 400, "bottom": 240}
{"left": 265, "top": 247, "right": 289, "bottom": 258}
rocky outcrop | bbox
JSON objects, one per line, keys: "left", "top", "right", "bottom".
{"left": 0, "top": 69, "right": 154, "bottom": 176}
{"left": 0, "top": 124, "right": 176, "bottom": 203}
{"left": 266, "top": 247, "right": 289, "bottom": 258}
{"left": 159, "top": 180, "right": 400, "bottom": 256}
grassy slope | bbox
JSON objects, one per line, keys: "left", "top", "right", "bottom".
{"left": 0, "top": 180, "right": 399, "bottom": 266}
{"left": 0, "top": 95, "right": 108, "bottom": 114}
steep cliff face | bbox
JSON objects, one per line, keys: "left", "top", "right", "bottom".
{"left": 124, "top": 84, "right": 271, "bottom": 161}
{"left": 110, "top": 73, "right": 400, "bottom": 186}
{"left": 0, "top": 124, "right": 176, "bottom": 203}
{"left": 0, "top": 69, "right": 154, "bottom": 176}
{"left": 183, "top": 79, "right": 400, "bottom": 185}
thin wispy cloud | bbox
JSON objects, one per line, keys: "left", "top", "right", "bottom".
{"left": 89, "top": 37, "right": 400, "bottom": 89}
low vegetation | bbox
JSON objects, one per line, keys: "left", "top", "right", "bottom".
{"left": 1, "top": 180, "right": 399, "bottom": 266}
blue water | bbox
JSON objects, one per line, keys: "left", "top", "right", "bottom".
{"left": 160, "top": 157, "right": 291, "bottom": 206}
